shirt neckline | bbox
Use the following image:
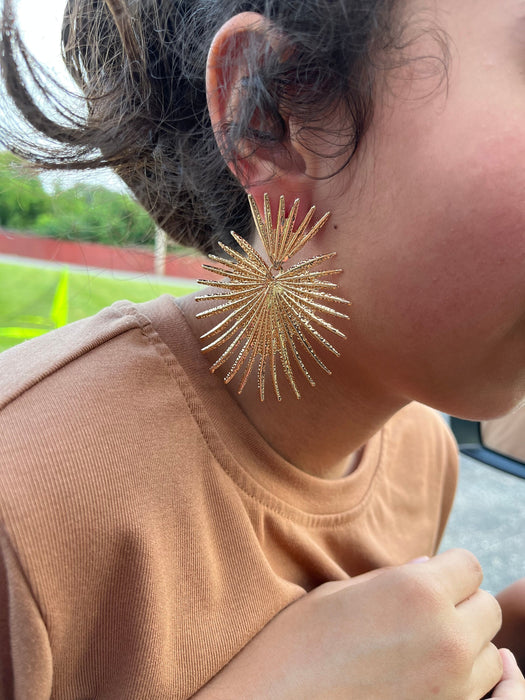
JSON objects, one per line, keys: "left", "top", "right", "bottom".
{"left": 135, "top": 295, "right": 387, "bottom": 520}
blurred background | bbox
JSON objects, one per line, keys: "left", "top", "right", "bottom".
{"left": 2, "top": 0, "right": 524, "bottom": 599}
{"left": 0, "top": 0, "right": 201, "bottom": 352}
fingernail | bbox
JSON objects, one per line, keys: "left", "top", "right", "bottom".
{"left": 408, "top": 556, "right": 430, "bottom": 564}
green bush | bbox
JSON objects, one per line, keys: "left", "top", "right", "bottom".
{"left": 0, "top": 151, "right": 156, "bottom": 248}
{"left": 0, "top": 152, "right": 51, "bottom": 229}
{"left": 34, "top": 183, "right": 156, "bottom": 246}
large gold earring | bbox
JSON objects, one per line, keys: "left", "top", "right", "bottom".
{"left": 195, "top": 193, "right": 351, "bottom": 401}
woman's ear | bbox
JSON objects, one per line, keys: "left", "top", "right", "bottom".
{"left": 206, "top": 12, "right": 306, "bottom": 190}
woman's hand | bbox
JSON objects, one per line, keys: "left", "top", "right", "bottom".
{"left": 490, "top": 649, "right": 525, "bottom": 698}
{"left": 195, "top": 549, "right": 503, "bottom": 699}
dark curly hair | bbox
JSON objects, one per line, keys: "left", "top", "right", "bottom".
{"left": 0, "top": 0, "right": 447, "bottom": 253}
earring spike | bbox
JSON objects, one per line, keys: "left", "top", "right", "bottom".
{"left": 196, "top": 194, "right": 351, "bottom": 400}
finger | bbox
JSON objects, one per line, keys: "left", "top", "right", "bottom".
{"left": 344, "top": 558, "right": 430, "bottom": 590}
{"left": 490, "top": 649, "right": 525, "bottom": 699}
{"left": 456, "top": 588, "right": 502, "bottom": 652}
{"left": 346, "top": 567, "right": 393, "bottom": 585}
{"left": 423, "top": 549, "right": 483, "bottom": 605}
{"left": 407, "top": 556, "right": 430, "bottom": 564}
{"left": 471, "top": 643, "right": 503, "bottom": 699}
{"left": 343, "top": 558, "right": 428, "bottom": 589}
{"left": 308, "top": 567, "right": 391, "bottom": 599}
{"left": 324, "top": 556, "right": 430, "bottom": 597}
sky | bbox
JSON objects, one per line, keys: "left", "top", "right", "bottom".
{"left": 17, "top": 0, "right": 68, "bottom": 79}
{"left": 12, "top": 0, "right": 126, "bottom": 192}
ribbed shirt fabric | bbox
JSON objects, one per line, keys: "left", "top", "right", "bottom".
{"left": 0, "top": 294, "right": 458, "bottom": 699}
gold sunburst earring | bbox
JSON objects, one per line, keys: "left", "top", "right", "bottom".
{"left": 195, "top": 193, "right": 351, "bottom": 401}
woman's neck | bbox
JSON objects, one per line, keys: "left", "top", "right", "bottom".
{"left": 177, "top": 290, "right": 407, "bottom": 479}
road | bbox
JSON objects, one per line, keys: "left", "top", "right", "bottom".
{"left": 441, "top": 453, "right": 525, "bottom": 594}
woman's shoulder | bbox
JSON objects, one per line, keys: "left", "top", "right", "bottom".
{"left": 390, "top": 402, "right": 456, "bottom": 443}
{"left": 0, "top": 295, "right": 194, "bottom": 508}
{"left": 384, "top": 402, "right": 459, "bottom": 478}
{"left": 0, "top": 299, "right": 150, "bottom": 410}
{"left": 0, "top": 294, "right": 201, "bottom": 556}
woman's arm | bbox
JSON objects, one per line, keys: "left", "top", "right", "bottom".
{"left": 195, "top": 550, "right": 508, "bottom": 700}
{"left": 0, "top": 529, "right": 53, "bottom": 699}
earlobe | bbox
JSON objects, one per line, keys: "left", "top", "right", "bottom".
{"left": 205, "top": 11, "right": 306, "bottom": 189}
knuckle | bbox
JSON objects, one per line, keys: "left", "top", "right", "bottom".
{"left": 455, "top": 548, "right": 483, "bottom": 583}
{"left": 434, "top": 626, "right": 472, "bottom": 674}
{"left": 467, "top": 644, "right": 502, "bottom": 700}
{"left": 490, "top": 642, "right": 504, "bottom": 677}
{"left": 474, "top": 588, "right": 502, "bottom": 637}
{"left": 390, "top": 566, "right": 443, "bottom": 613}
{"left": 486, "top": 590, "right": 503, "bottom": 631}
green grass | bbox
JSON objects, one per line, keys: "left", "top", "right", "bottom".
{"left": 0, "top": 260, "right": 198, "bottom": 353}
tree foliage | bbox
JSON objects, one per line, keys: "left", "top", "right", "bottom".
{"left": 0, "top": 151, "right": 156, "bottom": 247}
